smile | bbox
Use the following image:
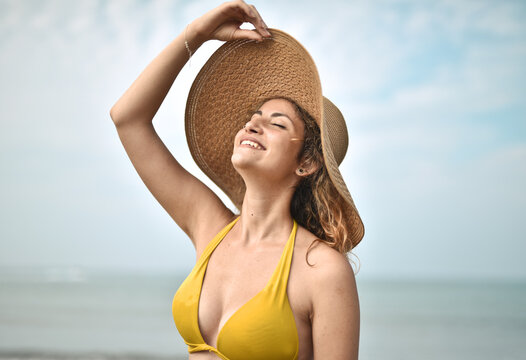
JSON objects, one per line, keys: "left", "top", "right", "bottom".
{"left": 240, "top": 139, "right": 265, "bottom": 150}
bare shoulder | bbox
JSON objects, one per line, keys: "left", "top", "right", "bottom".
{"left": 294, "top": 227, "right": 358, "bottom": 302}
{"left": 297, "top": 232, "right": 360, "bottom": 358}
{"left": 304, "top": 238, "right": 357, "bottom": 291}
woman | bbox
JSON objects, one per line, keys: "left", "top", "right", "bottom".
{"left": 110, "top": 1, "right": 364, "bottom": 359}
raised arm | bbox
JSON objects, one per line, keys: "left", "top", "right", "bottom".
{"left": 109, "top": 1, "right": 271, "bottom": 251}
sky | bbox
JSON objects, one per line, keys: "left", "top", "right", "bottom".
{"left": 0, "top": 0, "right": 525, "bottom": 281}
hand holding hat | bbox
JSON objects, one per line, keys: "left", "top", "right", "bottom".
{"left": 187, "top": 0, "right": 271, "bottom": 52}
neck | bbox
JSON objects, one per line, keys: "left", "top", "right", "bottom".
{"left": 236, "top": 181, "right": 296, "bottom": 247}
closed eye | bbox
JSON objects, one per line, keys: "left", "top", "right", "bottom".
{"left": 272, "top": 123, "right": 286, "bottom": 129}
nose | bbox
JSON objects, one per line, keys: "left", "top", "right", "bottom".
{"left": 244, "top": 118, "right": 262, "bottom": 134}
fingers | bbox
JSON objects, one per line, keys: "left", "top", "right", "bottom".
{"left": 231, "top": 28, "right": 266, "bottom": 42}
{"left": 232, "top": 0, "right": 271, "bottom": 40}
{"left": 248, "top": 4, "right": 270, "bottom": 36}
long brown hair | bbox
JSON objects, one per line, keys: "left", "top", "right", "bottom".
{"left": 286, "top": 98, "right": 360, "bottom": 270}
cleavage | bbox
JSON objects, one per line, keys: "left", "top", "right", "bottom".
{"left": 198, "top": 238, "right": 284, "bottom": 347}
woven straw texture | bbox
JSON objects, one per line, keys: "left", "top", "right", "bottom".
{"left": 321, "top": 98, "right": 364, "bottom": 246}
{"left": 185, "top": 28, "right": 364, "bottom": 247}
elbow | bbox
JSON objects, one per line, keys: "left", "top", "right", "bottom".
{"left": 109, "top": 105, "right": 122, "bottom": 125}
{"left": 109, "top": 105, "right": 131, "bottom": 127}
{"left": 109, "top": 104, "right": 150, "bottom": 127}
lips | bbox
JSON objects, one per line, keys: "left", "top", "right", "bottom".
{"left": 240, "top": 137, "right": 266, "bottom": 150}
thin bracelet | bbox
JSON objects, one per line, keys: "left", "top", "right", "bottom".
{"left": 184, "top": 24, "right": 192, "bottom": 66}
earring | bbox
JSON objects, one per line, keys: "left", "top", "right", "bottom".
{"left": 298, "top": 168, "right": 304, "bottom": 174}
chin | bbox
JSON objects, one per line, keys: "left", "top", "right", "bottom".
{"left": 231, "top": 152, "right": 267, "bottom": 178}
{"left": 231, "top": 152, "right": 251, "bottom": 171}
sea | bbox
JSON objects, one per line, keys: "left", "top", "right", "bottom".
{"left": 0, "top": 268, "right": 524, "bottom": 360}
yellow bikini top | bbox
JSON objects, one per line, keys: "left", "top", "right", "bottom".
{"left": 172, "top": 216, "right": 299, "bottom": 360}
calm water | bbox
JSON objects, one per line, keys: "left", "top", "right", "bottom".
{"left": 0, "top": 268, "right": 525, "bottom": 360}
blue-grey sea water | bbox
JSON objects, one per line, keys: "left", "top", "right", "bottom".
{"left": 0, "top": 268, "right": 525, "bottom": 360}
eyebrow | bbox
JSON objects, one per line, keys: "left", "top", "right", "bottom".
{"left": 252, "top": 110, "right": 294, "bottom": 125}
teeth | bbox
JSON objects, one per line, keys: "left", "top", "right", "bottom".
{"left": 241, "top": 140, "right": 263, "bottom": 150}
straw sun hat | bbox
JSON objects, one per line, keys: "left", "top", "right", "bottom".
{"left": 185, "top": 28, "right": 364, "bottom": 247}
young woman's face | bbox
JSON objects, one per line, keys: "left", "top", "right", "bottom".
{"left": 231, "top": 98, "right": 305, "bottom": 182}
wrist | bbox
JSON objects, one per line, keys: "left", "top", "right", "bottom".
{"left": 184, "top": 20, "right": 206, "bottom": 54}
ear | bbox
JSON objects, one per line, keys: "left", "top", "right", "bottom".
{"left": 295, "top": 158, "right": 321, "bottom": 177}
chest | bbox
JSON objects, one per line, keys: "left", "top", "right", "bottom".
{"left": 196, "top": 236, "right": 312, "bottom": 349}
{"left": 198, "top": 242, "right": 284, "bottom": 339}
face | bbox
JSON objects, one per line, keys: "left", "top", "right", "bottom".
{"left": 231, "top": 98, "right": 306, "bottom": 182}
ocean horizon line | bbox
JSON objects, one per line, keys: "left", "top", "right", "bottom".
{"left": 0, "top": 265, "right": 524, "bottom": 285}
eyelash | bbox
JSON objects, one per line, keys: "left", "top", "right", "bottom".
{"left": 249, "top": 115, "right": 287, "bottom": 129}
